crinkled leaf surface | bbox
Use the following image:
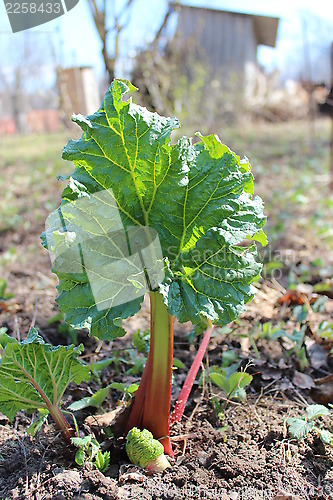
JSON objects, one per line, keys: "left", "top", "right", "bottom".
{"left": 306, "top": 404, "right": 330, "bottom": 421}
{"left": 286, "top": 418, "right": 314, "bottom": 439}
{"left": 0, "top": 327, "right": 90, "bottom": 420}
{"left": 42, "top": 79, "right": 266, "bottom": 339}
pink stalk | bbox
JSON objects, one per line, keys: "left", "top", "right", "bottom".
{"left": 171, "top": 324, "right": 214, "bottom": 423}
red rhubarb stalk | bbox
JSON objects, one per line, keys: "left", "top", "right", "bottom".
{"left": 171, "top": 324, "right": 214, "bottom": 423}
{"left": 49, "top": 404, "right": 75, "bottom": 443}
{"left": 125, "top": 291, "right": 174, "bottom": 457}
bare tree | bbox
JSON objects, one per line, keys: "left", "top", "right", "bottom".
{"left": 87, "top": 0, "right": 135, "bottom": 83}
{"left": 87, "top": 0, "right": 176, "bottom": 85}
{"left": 0, "top": 36, "right": 37, "bottom": 133}
{"left": 281, "top": 10, "right": 333, "bottom": 85}
{"left": 0, "top": 34, "right": 57, "bottom": 133}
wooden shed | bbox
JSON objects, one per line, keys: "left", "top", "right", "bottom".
{"left": 58, "top": 66, "right": 100, "bottom": 119}
{"left": 173, "top": 3, "right": 279, "bottom": 94}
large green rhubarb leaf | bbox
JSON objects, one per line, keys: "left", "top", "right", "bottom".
{"left": 42, "top": 79, "right": 266, "bottom": 339}
{"left": 0, "top": 327, "right": 90, "bottom": 420}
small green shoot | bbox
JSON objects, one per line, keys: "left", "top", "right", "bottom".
{"left": 68, "top": 381, "right": 140, "bottom": 412}
{"left": 0, "top": 279, "right": 14, "bottom": 300}
{"left": 27, "top": 409, "right": 49, "bottom": 437}
{"left": 68, "top": 385, "right": 112, "bottom": 412}
{"left": 317, "top": 321, "right": 333, "bottom": 341}
{"left": 125, "top": 331, "right": 151, "bottom": 376}
{"left": 311, "top": 296, "right": 327, "bottom": 313}
{"left": 249, "top": 321, "right": 285, "bottom": 358}
{"left": 287, "top": 404, "right": 332, "bottom": 446}
{"left": 292, "top": 304, "right": 308, "bottom": 323}
{"left": 110, "top": 382, "right": 139, "bottom": 401}
{"left": 172, "top": 357, "right": 185, "bottom": 370}
{"left": 89, "top": 358, "right": 114, "bottom": 383}
{"left": 211, "top": 397, "right": 229, "bottom": 434}
{"left": 210, "top": 370, "right": 253, "bottom": 401}
{"left": 272, "top": 325, "right": 309, "bottom": 371}
{"left": 71, "top": 434, "right": 110, "bottom": 472}
{"left": 132, "top": 329, "right": 150, "bottom": 354}
{"left": 95, "top": 449, "right": 111, "bottom": 473}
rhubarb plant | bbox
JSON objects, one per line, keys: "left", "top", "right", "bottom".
{"left": 0, "top": 327, "right": 89, "bottom": 441}
{"left": 42, "top": 79, "right": 266, "bottom": 456}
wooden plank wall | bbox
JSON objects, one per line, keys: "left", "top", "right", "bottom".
{"left": 176, "top": 7, "right": 257, "bottom": 74}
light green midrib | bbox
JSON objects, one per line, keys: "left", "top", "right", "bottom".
{"left": 102, "top": 100, "right": 177, "bottom": 229}
{"left": 120, "top": 110, "right": 150, "bottom": 226}
{"left": 10, "top": 351, "right": 53, "bottom": 410}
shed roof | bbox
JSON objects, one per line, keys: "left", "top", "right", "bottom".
{"left": 173, "top": 2, "right": 280, "bottom": 47}
{"left": 253, "top": 15, "right": 279, "bottom": 47}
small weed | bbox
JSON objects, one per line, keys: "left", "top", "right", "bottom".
{"left": 0, "top": 279, "right": 14, "bottom": 300}
{"left": 71, "top": 434, "right": 110, "bottom": 472}
{"left": 210, "top": 369, "right": 253, "bottom": 402}
{"left": 287, "top": 404, "right": 333, "bottom": 446}
{"left": 273, "top": 325, "right": 309, "bottom": 371}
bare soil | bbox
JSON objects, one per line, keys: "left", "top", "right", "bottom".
{"left": 1, "top": 394, "right": 333, "bottom": 499}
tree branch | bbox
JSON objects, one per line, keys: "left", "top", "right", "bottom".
{"left": 87, "top": 0, "right": 136, "bottom": 83}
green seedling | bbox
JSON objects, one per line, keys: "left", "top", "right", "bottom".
{"left": 71, "top": 434, "right": 110, "bottom": 472}
{"left": 248, "top": 321, "right": 285, "bottom": 358}
{"left": 292, "top": 304, "right": 308, "bottom": 324}
{"left": 210, "top": 370, "right": 253, "bottom": 402}
{"left": 311, "top": 296, "right": 327, "bottom": 313}
{"left": 211, "top": 397, "right": 229, "bottom": 433}
{"left": 317, "top": 321, "right": 333, "bottom": 350}
{"left": 172, "top": 357, "right": 185, "bottom": 370}
{"left": 272, "top": 325, "right": 309, "bottom": 371}
{"left": 313, "top": 281, "right": 332, "bottom": 294}
{"left": 0, "top": 278, "right": 14, "bottom": 300}
{"left": 68, "top": 385, "right": 113, "bottom": 412}
{"left": 219, "top": 349, "right": 239, "bottom": 367}
{"left": 90, "top": 357, "right": 115, "bottom": 382}
{"left": 27, "top": 409, "right": 49, "bottom": 437}
{"left": 110, "top": 382, "right": 139, "bottom": 401}
{"left": 132, "top": 329, "right": 150, "bottom": 354}
{"left": 287, "top": 404, "right": 333, "bottom": 446}
{"left": 68, "top": 381, "right": 140, "bottom": 412}
{"left": 125, "top": 350, "right": 147, "bottom": 377}
{"left": 90, "top": 341, "right": 148, "bottom": 384}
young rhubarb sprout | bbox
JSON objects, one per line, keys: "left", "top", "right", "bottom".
{"left": 126, "top": 427, "right": 170, "bottom": 472}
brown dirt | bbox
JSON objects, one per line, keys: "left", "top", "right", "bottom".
{"left": 1, "top": 395, "right": 333, "bottom": 499}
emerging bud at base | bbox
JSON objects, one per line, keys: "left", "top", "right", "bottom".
{"left": 126, "top": 427, "right": 171, "bottom": 472}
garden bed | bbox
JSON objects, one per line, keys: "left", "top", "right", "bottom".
{"left": 1, "top": 118, "right": 333, "bottom": 499}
